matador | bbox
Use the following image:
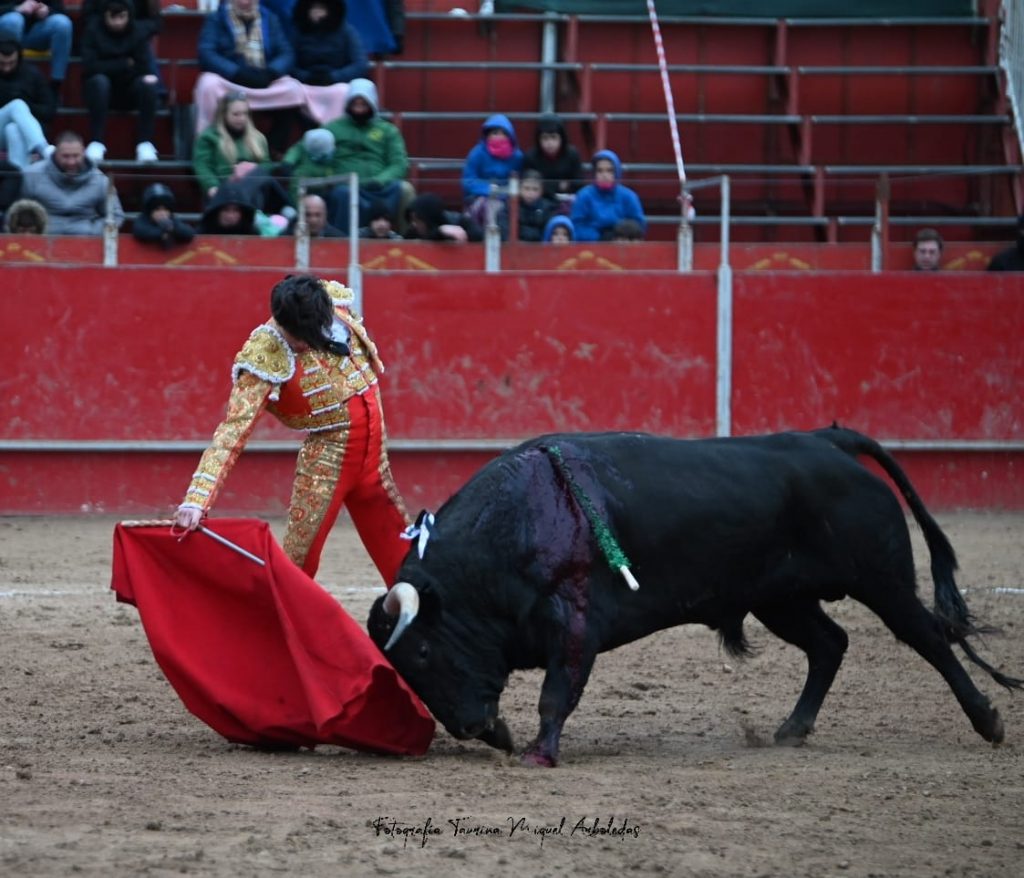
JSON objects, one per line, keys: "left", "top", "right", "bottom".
{"left": 174, "top": 273, "right": 409, "bottom": 583}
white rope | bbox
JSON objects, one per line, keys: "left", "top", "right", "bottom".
{"left": 646, "top": 0, "right": 687, "bottom": 187}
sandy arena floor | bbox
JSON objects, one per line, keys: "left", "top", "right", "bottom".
{"left": 1, "top": 513, "right": 1022, "bottom": 877}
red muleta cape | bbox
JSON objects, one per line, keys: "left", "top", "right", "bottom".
{"left": 110, "top": 518, "right": 434, "bottom": 755}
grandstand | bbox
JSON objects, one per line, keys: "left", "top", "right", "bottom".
{"left": 9, "top": 0, "right": 1021, "bottom": 249}
{"left": 2, "top": 0, "right": 1022, "bottom": 517}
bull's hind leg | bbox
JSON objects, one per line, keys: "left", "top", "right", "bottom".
{"left": 754, "top": 600, "right": 849, "bottom": 744}
{"left": 858, "top": 590, "right": 1004, "bottom": 743}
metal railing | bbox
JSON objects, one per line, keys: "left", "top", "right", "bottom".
{"left": 1000, "top": 0, "right": 1024, "bottom": 159}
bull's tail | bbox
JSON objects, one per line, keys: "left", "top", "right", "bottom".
{"left": 815, "top": 425, "right": 1023, "bottom": 692}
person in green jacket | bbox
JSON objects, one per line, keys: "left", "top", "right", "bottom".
{"left": 280, "top": 126, "right": 344, "bottom": 205}
{"left": 323, "top": 77, "right": 413, "bottom": 233}
{"left": 192, "top": 91, "right": 292, "bottom": 215}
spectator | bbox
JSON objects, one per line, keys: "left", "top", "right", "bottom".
{"left": 193, "top": 92, "right": 292, "bottom": 214}
{"left": 912, "top": 227, "right": 943, "bottom": 271}
{"left": 0, "top": 27, "right": 53, "bottom": 168}
{"left": 612, "top": 217, "right": 644, "bottom": 242}
{"left": 193, "top": 0, "right": 305, "bottom": 149}
{"left": 20, "top": 130, "right": 124, "bottom": 235}
{"left": 3, "top": 195, "right": 44, "bottom": 231}
{"left": 324, "top": 78, "right": 413, "bottom": 234}
{"left": 81, "top": 0, "right": 162, "bottom": 85}
{"left": 461, "top": 113, "right": 523, "bottom": 227}
{"left": 404, "top": 192, "right": 481, "bottom": 243}
{"left": 132, "top": 182, "right": 195, "bottom": 248}
{"left": 986, "top": 214, "right": 1024, "bottom": 271}
{"left": 571, "top": 149, "right": 645, "bottom": 242}
{"left": 299, "top": 192, "right": 342, "bottom": 237}
{"left": 289, "top": 0, "right": 367, "bottom": 127}
{"left": 515, "top": 168, "right": 555, "bottom": 242}
{"left": 198, "top": 179, "right": 292, "bottom": 236}
{"left": 523, "top": 113, "right": 583, "bottom": 202}
{"left": 358, "top": 204, "right": 400, "bottom": 239}
{"left": 543, "top": 214, "right": 573, "bottom": 244}
{"left": 280, "top": 125, "right": 342, "bottom": 204}
{"left": 79, "top": 0, "right": 160, "bottom": 163}
{"left": 0, "top": 0, "right": 72, "bottom": 103}
{"left": 0, "top": 157, "right": 20, "bottom": 215}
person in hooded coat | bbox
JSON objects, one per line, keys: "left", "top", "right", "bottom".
{"left": 200, "top": 179, "right": 292, "bottom": 236}
{"left": 290, "top": 0, "right": 366, "bottom": 86}
{"left": 132, "top": 182, "right": 195, "bottom": 248}
{"left": 542, "top": 214, "right": 574, "bottom": 244}
{"left": 288, "top": 0, "right": 366, "bottom": 130}
{"left": 522, "top": 113, "right": 583, "bottom": 202}
{"left": 280, "top": 126, "right": 343, "bottom": 204}
{"left": 0, "top": 27, "right": 54, "bottom": 167}
{"left": 461, "top": 112, "right": 523, "bottom": 226}
{"left": 199, "top": 181, "right": 259, "bottom": 235}
{"left": 79, "top": 0, "right": 161, "bottom": 163}
{"left": 986, "top": 214, "right": 1024, "bottom": 271}
{"left": 323, "top": 77, "right": 412, "bottom": 234}
{"left": 404, "top": 192, "right": 481, "bottom": 243}
{"left": 3, "top": 195, "right": 46, "bottom": 232}
{"left": 570, "top": 148, "right": 646, "bottom": 242}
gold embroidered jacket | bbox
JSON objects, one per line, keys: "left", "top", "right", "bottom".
{"left": 181, "top": 283, "right": 386, "bottom": 512}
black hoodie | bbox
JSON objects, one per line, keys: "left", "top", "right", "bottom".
{"left": 290, "top": 0, "right": 368, "bottom": 86}
{"left": 199, "top": 182, "right": 258, "bottom": 235}
{"left": 133, "top": 183, "right": 195, "bottom": 247}
{"left": 0, "top": 31, "right": 56, "bottom": 123}
{"left": 522, "top": 114, "right": 584, "bottom": 200}
{"left": 80, "top": 0, "right": 157, "bottom": 84}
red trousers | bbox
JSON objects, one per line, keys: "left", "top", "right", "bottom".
{"left": 283, "top": 388, "right": 409, "bottom": 583}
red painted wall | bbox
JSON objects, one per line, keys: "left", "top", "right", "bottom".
{"left": 1, "top": 265, "right": 1021, "bottom": 513}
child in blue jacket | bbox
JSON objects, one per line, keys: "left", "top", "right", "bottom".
{"left": 571, "top": 149, "right": 646, "bottom": 242}
{"left": 461, "top": 113, "right": 524, "bottom": 226}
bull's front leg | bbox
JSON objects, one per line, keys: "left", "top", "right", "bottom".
{"left": 522, "top": 589, "right": 596, "bottom": 767}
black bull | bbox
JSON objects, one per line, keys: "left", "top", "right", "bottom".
{"left": 368, "top": 427, "right": 1021, "bottom": 766}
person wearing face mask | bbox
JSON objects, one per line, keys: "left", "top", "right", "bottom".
{"left": 461, "top": 114, "right": 524, "bottom": 230}
{"left": 324, "top": 77, "right": 413, "bottom": 234}
{"left": 986, "top": 214, "right": 1024, "bottom": 271}
{"left": 571, "top": 149, "right": 646, "bottom": 243}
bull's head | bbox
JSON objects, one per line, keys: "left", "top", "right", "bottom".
{"left": 368, "top": 580, "right": 515, "bottom": 754}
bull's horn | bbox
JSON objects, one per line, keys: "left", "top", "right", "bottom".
{"left": 382, "top": 582, "right": 420, "bottom": 650}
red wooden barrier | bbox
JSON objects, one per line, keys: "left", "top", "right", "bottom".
{"left": 1, "top": 266, "right": 1021, "bottom": 513}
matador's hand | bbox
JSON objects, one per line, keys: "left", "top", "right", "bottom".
{"left": 174, "top": 506, "right": 203, "bottom": 531}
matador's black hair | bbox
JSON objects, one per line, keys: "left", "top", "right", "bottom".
{"left": 269, "top": 274, "right": 348, "bottom": 356}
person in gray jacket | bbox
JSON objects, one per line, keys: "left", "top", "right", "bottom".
{"left": 20, "top": 129, "right": 124, "bottom": 235}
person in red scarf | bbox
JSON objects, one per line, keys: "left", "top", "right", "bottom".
{"left": 174, "top": 273, "right": 409, "bottom": 583}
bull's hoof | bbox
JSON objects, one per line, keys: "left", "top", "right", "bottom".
{"left": 520, "top": 750, "right": 557, "bottom": 768}
{"left": 773, "top": 720, "right": 811, "bottom": 747}
{"left": 478, "top": 718, "right": 516, "bottom": 754}
{"left": 986, "top": 708, "right": 1004, "bottom": 745}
